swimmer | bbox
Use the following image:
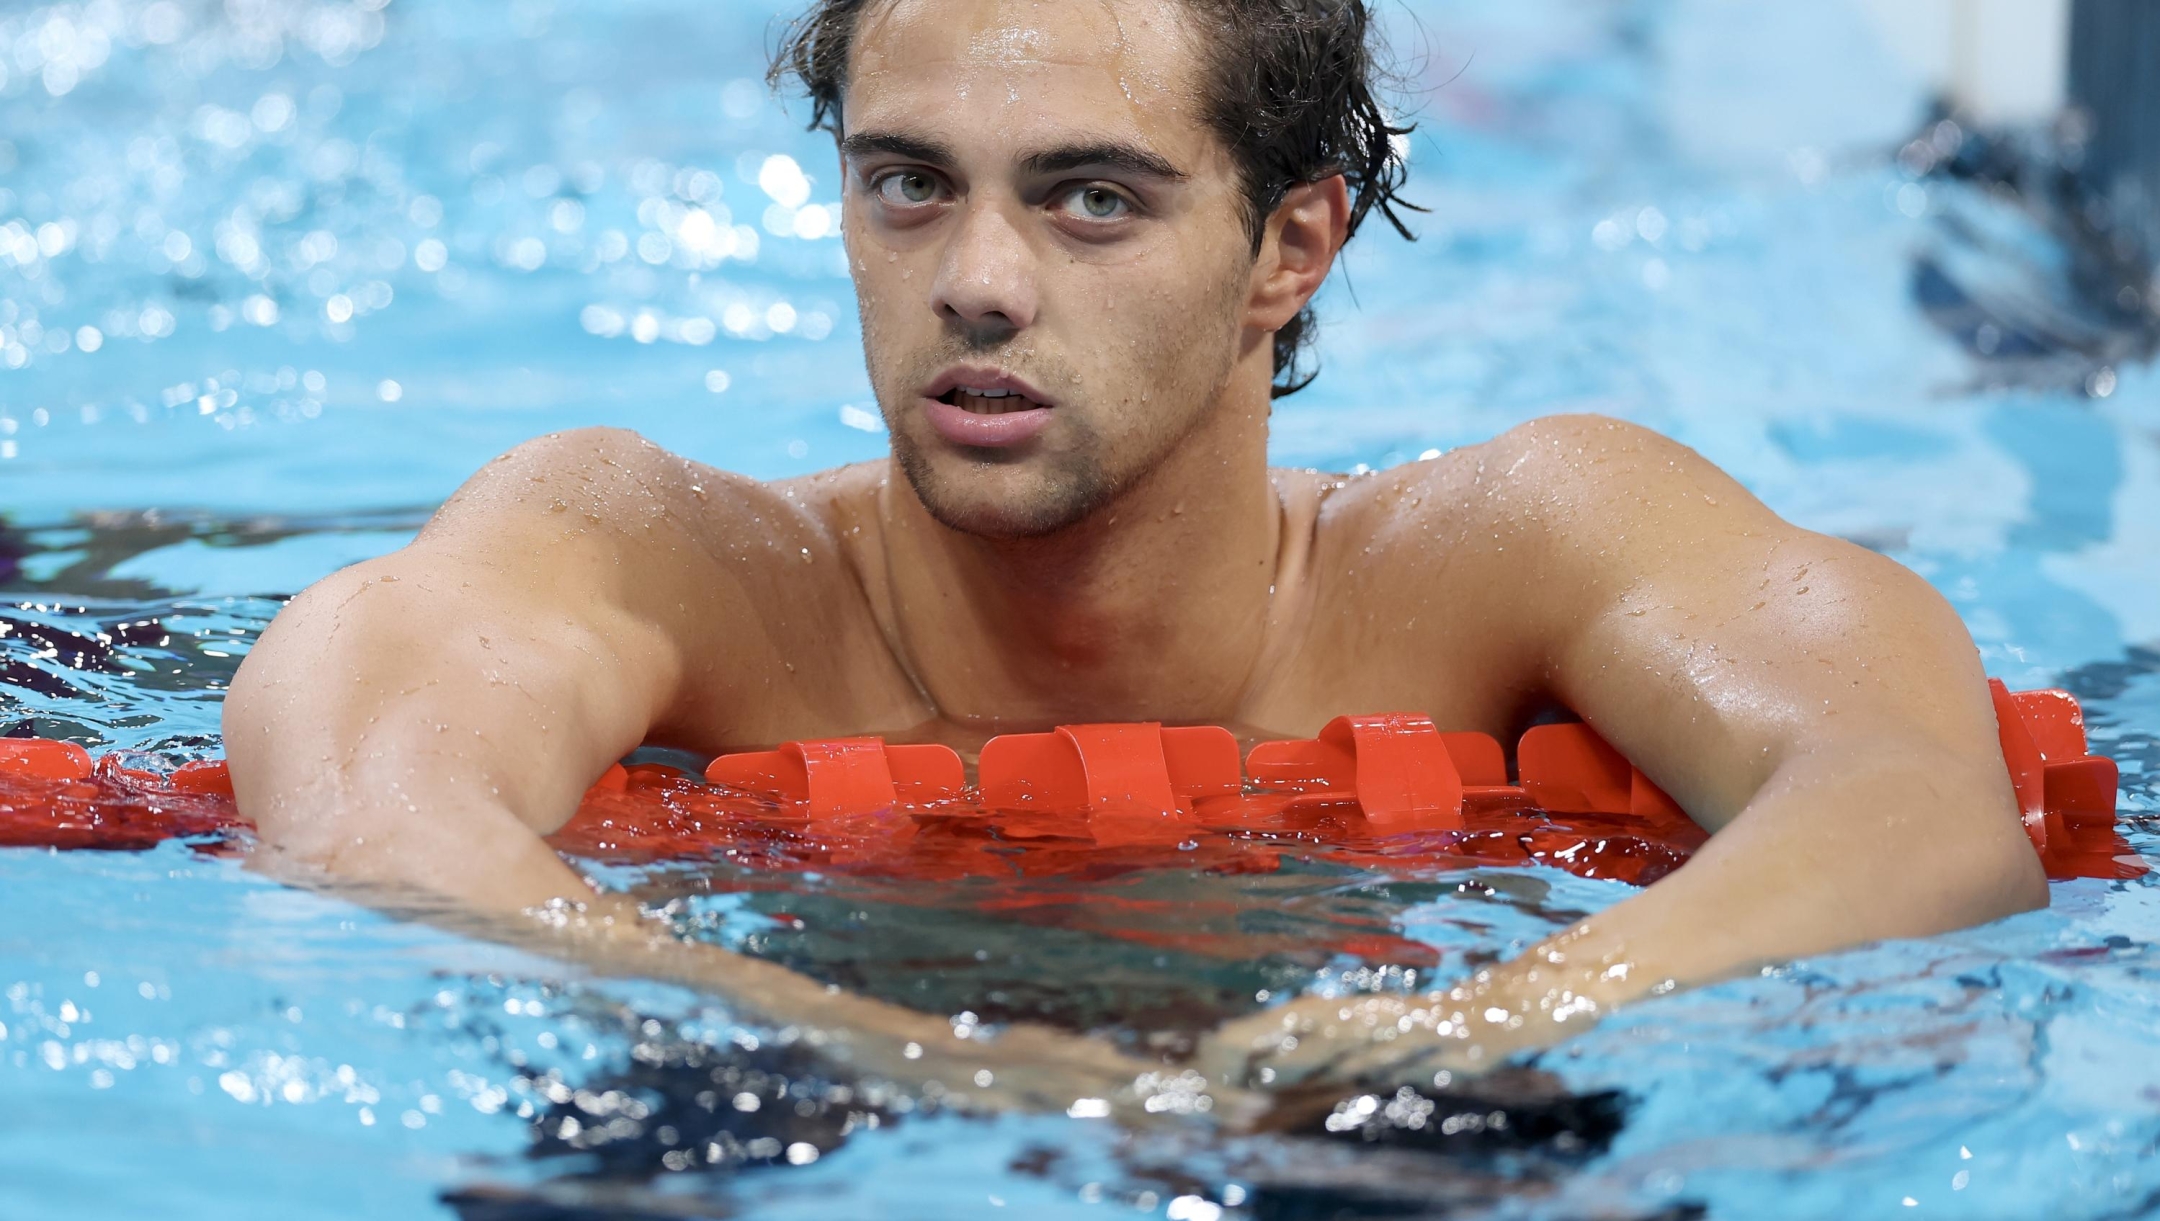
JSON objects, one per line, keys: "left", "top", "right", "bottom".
{"left": 225, "top": 0, "right": 2048, "bottom": 1111}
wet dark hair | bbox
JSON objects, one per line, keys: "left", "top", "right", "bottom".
{"left": 770, "top": 0, "right": 1418, "bottom": 397}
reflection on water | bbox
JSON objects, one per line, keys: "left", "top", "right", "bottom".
{"left": 3, "top": 0, "right": 2160, "bottom": 1217}
{"left": 444, "top": 1020, "right": 1641, "bottom": 1221}
{"left": 0, "top": 0, "right": 875, "bottom": 519}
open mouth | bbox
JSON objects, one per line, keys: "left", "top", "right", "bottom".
{"left": 921, "top": 373, "right": 1057, "bottom": 448}
{"left": 936, "top": 387, "right": 1048, "bottom": 415}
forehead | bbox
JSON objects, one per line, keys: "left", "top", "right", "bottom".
{"left": 845, "top": 0, "right": 1216, "bottom": 163}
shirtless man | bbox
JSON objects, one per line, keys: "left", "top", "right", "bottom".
{"left": 225, "top": 0, "right": 2046, "bottom": 1116}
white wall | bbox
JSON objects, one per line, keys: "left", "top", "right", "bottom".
{"left": 1855, "top": 0, "right": 2070, "bottom": 123}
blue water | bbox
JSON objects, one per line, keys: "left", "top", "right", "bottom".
{"left": 4, "top": 0, "right": 2159, "bottom": 1217}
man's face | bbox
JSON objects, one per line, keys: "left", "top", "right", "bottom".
{"left": 840, "top": 0, "right": 1259, "bottom": 538}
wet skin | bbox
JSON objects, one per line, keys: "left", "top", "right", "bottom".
{"left": 225, "top": 0, "right": 2046, "bottom": 1117}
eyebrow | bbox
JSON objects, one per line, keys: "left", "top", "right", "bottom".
{"left": 839, "top": 131, "right": 1187, "bottom": 182}
{"left": 1018, "top": 142, "right": 1187, "bottom": 182}
{"left": 838, "top": 131, "right": 957, "bottom": 166}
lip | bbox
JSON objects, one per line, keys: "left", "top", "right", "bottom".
{"left": 918, "top": 365, "right": 1056, "bottom": 449}
{"left": 923, "top": 366, "right": 1055, "bottom": 406}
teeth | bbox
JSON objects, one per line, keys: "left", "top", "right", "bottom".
{"left": 945, "top": 385, "right": 1039, "bottom": 414}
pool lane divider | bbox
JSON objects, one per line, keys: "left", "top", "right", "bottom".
{"left": 0, "top": 683, "right": 2139, "bottom": 882}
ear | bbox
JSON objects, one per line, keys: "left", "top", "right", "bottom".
{"left": 1245, "top": 175, "right": 1352, "bottom": 332}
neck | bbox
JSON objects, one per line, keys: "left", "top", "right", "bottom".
{"left": 879, "top": 361, "right": 1283, "bottom": 729}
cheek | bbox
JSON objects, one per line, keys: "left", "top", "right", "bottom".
{"left": 845, "top": 239, "right": 917, "bottom": 375}
{"left": 1082, "top": 242, "right": 1246, "bottom": 399}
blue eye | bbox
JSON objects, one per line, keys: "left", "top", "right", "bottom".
{"left": 1065, "top": 186, "right": 1129, "bottom": 219}
{"left": 875, "top": 172, "right": 939, "bottom": 205}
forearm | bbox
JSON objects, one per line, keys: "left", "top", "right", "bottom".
{"left": 1555, "top": 741, "right": 2045, "bottom": 995}
{"left": 1215, "top": 422, "right": 2052, "bottom": 1090}
{"left": 242, "top": 775, "right": 1195, "bottom": 1123}
{"left": 1206, "top": 739, "right": 2047, "bottom": 1089}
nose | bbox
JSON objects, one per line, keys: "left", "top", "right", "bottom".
{"left": 930, "top": 201, "right": 1038, "bottom": 338}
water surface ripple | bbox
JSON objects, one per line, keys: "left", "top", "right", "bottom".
{"left": 2, "top": 1, "right": 2157, "bottom": 1217}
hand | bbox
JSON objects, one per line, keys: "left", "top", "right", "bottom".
{"left": 526, "top": 893, "right": 1273, "bottom": 1127}
{"left": 263, "top": 838, "right": 1270, "bottom": 1129}
{"left": 785, "top": 983, "right": 1255, "bottom": 1124}
{"left": 1193, "top": 957, "right": 1609, "bottom": 1095}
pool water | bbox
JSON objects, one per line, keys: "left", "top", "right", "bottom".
{"left": 4, "top": 0, "right": 2159, "bottom": 1217}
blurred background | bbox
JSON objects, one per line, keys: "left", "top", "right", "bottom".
{"left": 0, "top": 0, "right": 2153, "bottom": 720}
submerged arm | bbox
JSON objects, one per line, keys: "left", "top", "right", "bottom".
{"left": 1210, "top": 415, "right": 2045, "bottom": 1086}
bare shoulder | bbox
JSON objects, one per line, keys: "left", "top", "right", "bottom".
{"left": 1313, "top": 414, "right": 1780, "bottom": 565}
{"left": 429, "top": 426, "right": 837, "bottom": 553}
{"left": 1332, "top": 413, "right": 1731, "bottom": 516}
{"left": 1315, "top": 413, "right": 1911, "bottom": 645}
{"left": 425, "top": 434, "right": 918, "bottom": 744}
{"left": 1470, "top": 412, "right": 1762, "bottom": 520}
{"left": 432, "top": 426, "right": 894, "bottom": 620}
{"left": 772, "top": 459, "right": 889, "bottom": 538}
{"left": 1283, "top": 417, "right": 1791, "bottom": 667}
{"left": 418, "top": 428, "right": 895, "bottom": 603}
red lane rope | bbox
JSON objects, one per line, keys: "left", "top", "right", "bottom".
{"left": 0, "top": 689, "right": 2140, "bottom": 891}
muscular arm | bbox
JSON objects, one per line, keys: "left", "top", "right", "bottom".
{"left": 225, "top": 429, "right": 1171, "bottom": 1117}
{"left": 230, "top": 428, "right": 734, "bottom": 899}
{"left": 1209, "top": 415, "right": 2046, "bottom": 1086}
{"left": 1516, "top": 416, "right": 2045, "bottom": 977}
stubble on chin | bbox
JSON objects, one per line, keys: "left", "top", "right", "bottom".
{"left": 872, "top": 335, "right": 1117, "bottom": 539}
{"left": 887, "top": 411, "right": 1114, "bottom": 540}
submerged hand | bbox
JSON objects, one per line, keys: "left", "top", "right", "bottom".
{"left": 521, "top": 892, "right": 1272, "bottom": 1128}
{"left": 253, "top": 811, "right": 1267, "bottom": 1130}
{"left": 681, "top": 953, "right": 1272, "bottom": 1128}
{"left": 1194, "top": 956, "right": 1611, "bottom": 1095}
{"left": 784, "top": 982, "right": 1247, "bottom": 1123}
